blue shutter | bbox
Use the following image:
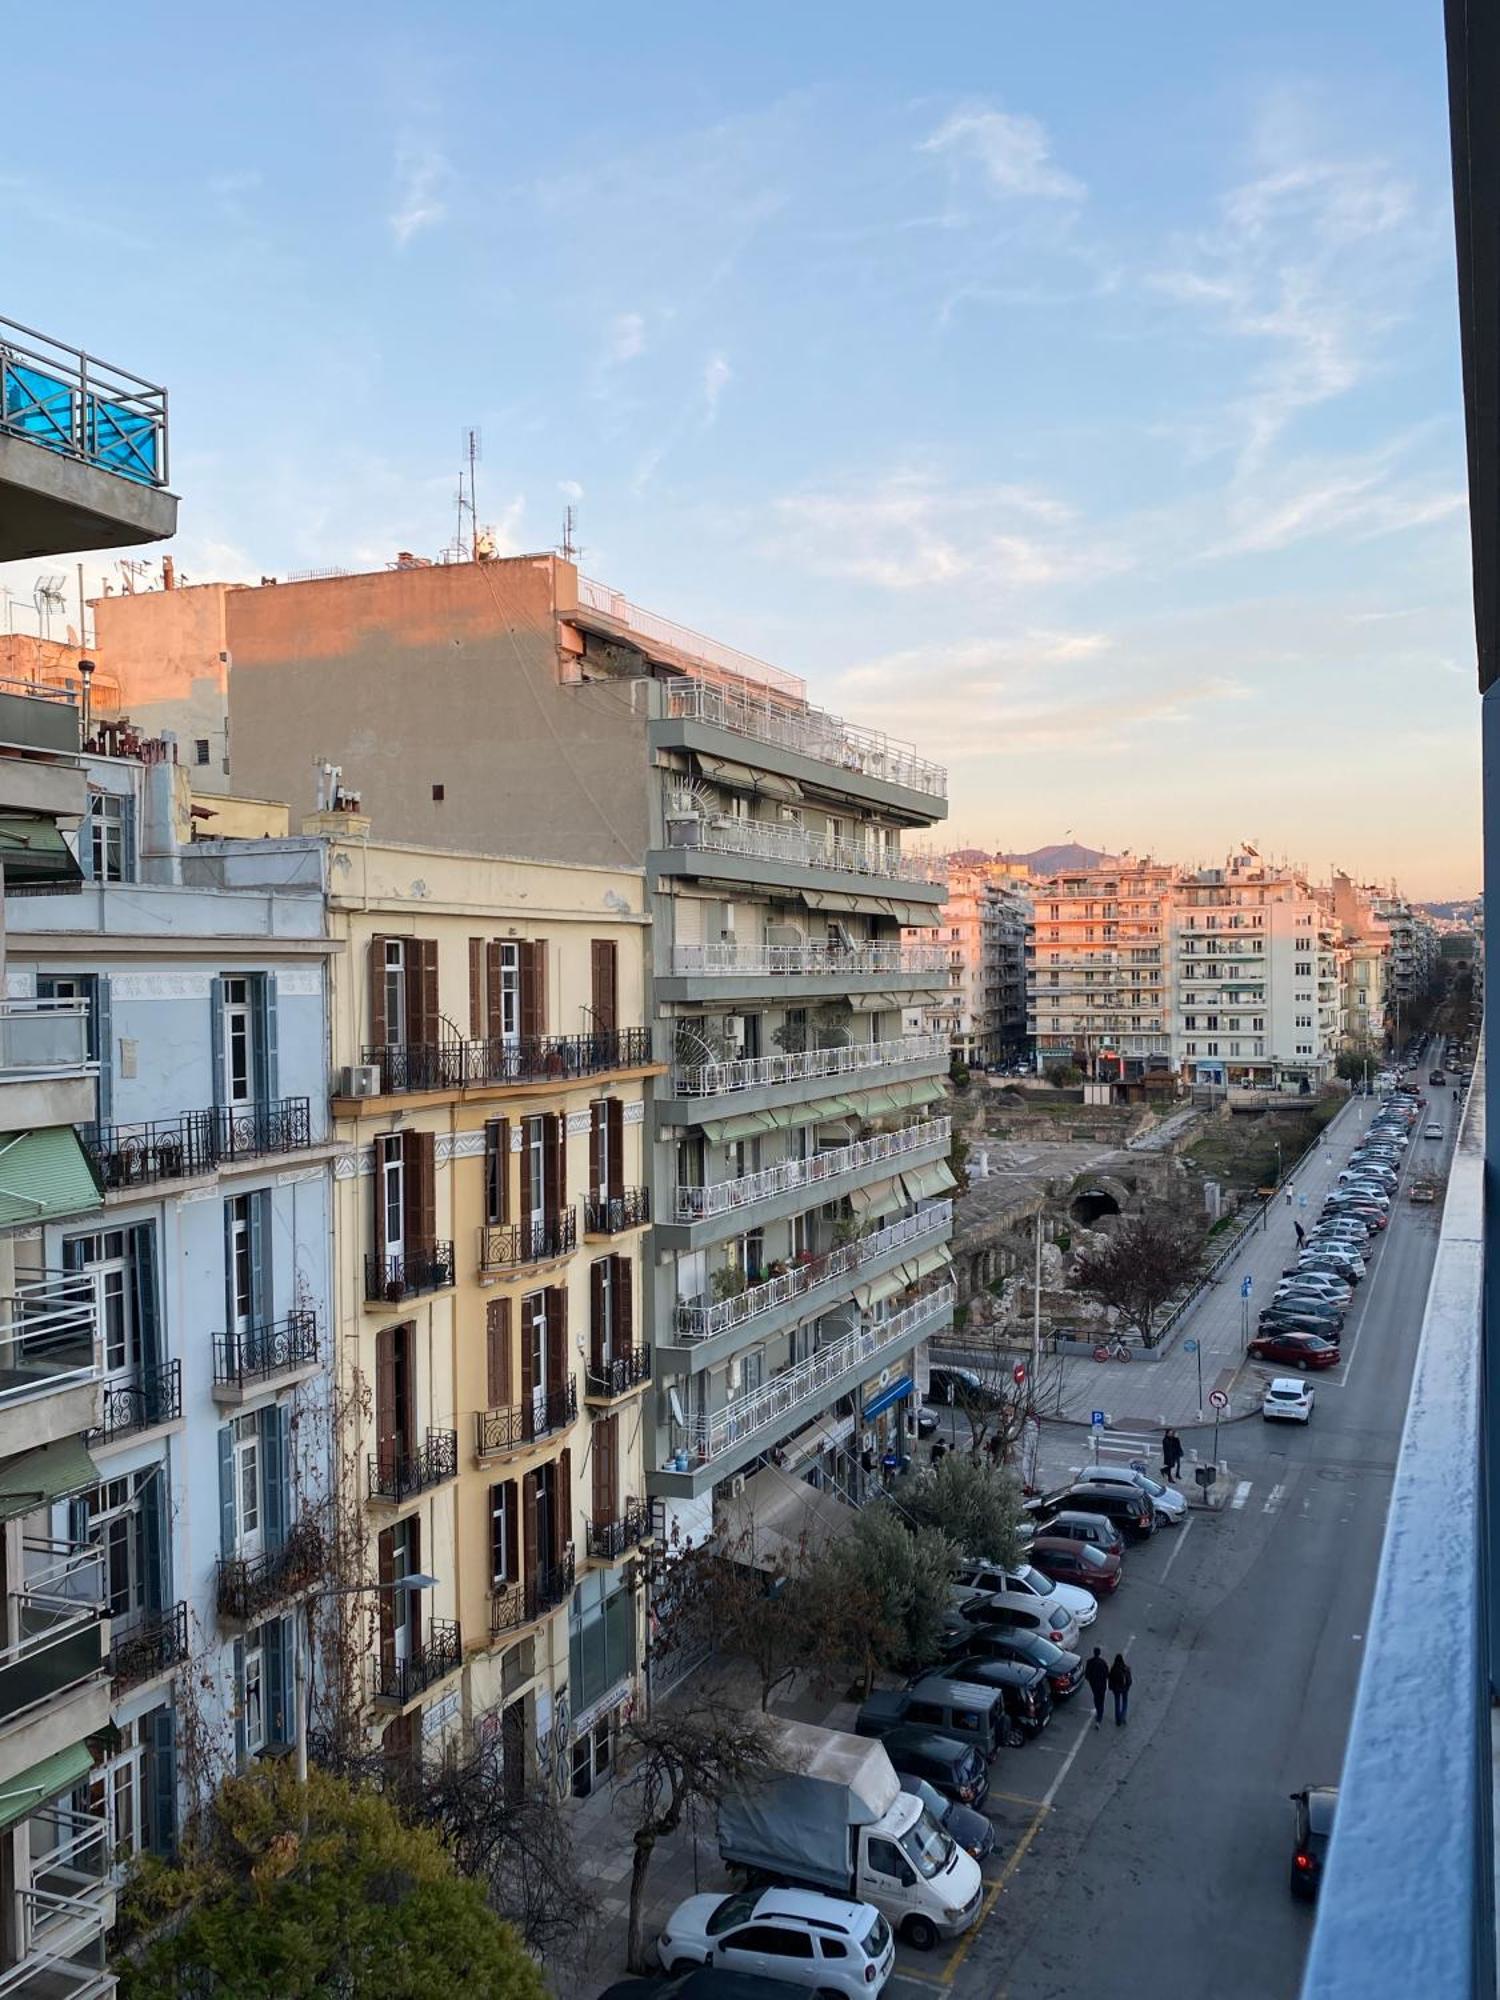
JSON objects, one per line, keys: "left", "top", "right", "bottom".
{"left": 259, "top": 1402, "right": 288, "bottom": 1551}
{"left": 66, "top": 1494, "right": 89, "bottom": 1549}
{"left": 77, "top": 798, "right": 95, "bottom": 882}
{"left": 93, "top": 974, "right": 113, "bottom": 1127}
{"left": 265, "top": 1616, "right": 288, "bottom": 1748}
{"left": 129, "top": 1223, "right": 160, "bottom": 1375}
{"left": 218, "top": 1424, "right": 236, "bottom": 1559}
{"left": 148, "top": 1706, "right": 178, "bottom": 1857}
{"left": 250, "top": 1190, "right": 271, "bottom": 1326}
{"left": 142, "top": 1467, "right": 165, "bottom": 1613}
{"left": 256, "top": 975, "right": 280, "bottom": 1106}
{"left": 232, "top": 1639, "right": 246, "bottom": 1765}
{"left": 209, "top": 976, "right": 226, "bottom": 1112}
{"left": 119, "top": 794, "right": 137, "bottom": 883}
{"left": 222, "top": 1200, "right": 237, "bottom": 1348}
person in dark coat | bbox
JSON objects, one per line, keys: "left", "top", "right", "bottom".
{"left": 1294, "top": 1219, "right": 1306, "bottom": 1247}
{"left": 1108, "top": 1652, "right": 1133, "bottom": 1726}
{"left": 1161, "top": 1429, "right": 1184, "bottom": 1482}
{"left": 1084, "top": 1648, "right": 1110, "bottom": 1729}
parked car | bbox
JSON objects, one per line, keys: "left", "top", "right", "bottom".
{"left": 1289, "top": 1786, "right": 1338, "bottom": 1900}
{"left": 900, "top": 1777, "right": 994, "bottom": 1864}
{"left": 599, "top": 1972, "right": 808, "bottom": 2000}
{"left": 1067, "top": 1464, "right": 1186, "bottom": 1523}
{"left": 1049, "top": 1483, "right": 1158, "bottom": 1542}
{"left": 925, "top": 1367, "right": 1001, "bottom": 1409}
{"left": 1263, "top": 1377, "right": 1315, "bottom": 1423}
{"left": 876, "top": 1727, "right": 990, "bottom": 1809}
{"left": 947, "top": 1590, "right": 1080, "bottom": 1650}
{"left": 942, "top": 1629, "right": 1084, "bottom": 1698}
{"left": 857, "top": 1678, "right": 1010, "bottom": 1762}
{"left": 656, "top": 1889, "right": 895, "bottom": 1994}
{"left": 1028, "top": 1535, "right": 1124, "bottom": 1596}
{"left": 1029, "top": 1509, "right": 1126, "bottom": 1557}
{"left": 1430, "top": 1069, "right": 1446, "bottom": 1085}
{"left": 1247, "top": 1330, "right": 1340, "bottom": 1370}
{"left": 953, "top": 1558, "right": 1098, "bottom": 1627}
{"left": 917, "top": 1656, "right": 1053, "bottom": 1738}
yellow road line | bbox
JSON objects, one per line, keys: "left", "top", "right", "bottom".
{"left": 938, "top": 1801, "right": 1051, "bottom": 1983}
{"left": 984, "top": 1789, "right": 1048, "bottom": 1808}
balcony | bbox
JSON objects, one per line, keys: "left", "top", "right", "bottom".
{"left": 0, "top": 998, "right": 96, "bottom": 1129}
{"left": 365, "top": 1243, "right": 456, "bottom": 1304}
{"left": 109, "top": 1600, "right": 188, "bottom": 1692}
{"left": 661, "top": 676, "right": 948, "bottom": 802}
{"left": 368, "top": 1429, "right": 459, "bottom": 1505}
{"left": 373, "top": 1619, "right": 462, "bottom": 1707}
{"left": 212, "top": 1312, "right": 319, "bottom": 1403}
{"left": 674, "top": 1116, "right": 950, "bottom": 1225}
{"left": 478, "top": 1213, "right": 577, "bottom": 1272}
{"left": 674, "top": 1200, "right": 953, "bottom": 1344}
{"left": 476, "top": 1379, "right": 578, "bottom": 1457}
{"left": 88, "top": 1359, "right": 180, "bottom": 1444}
{"left": 662, "top": 811, "right": 947, "bottom": 890}
{"left": 670, "top": 941, "right": 947, "bottom": 979}
{"left": 585, "top": 1346, "right": 651, "bottom": 1401}
{"left": 0, "top": 312, "right": 175, "bottom": 562}
{"left": 216, "top": 1518, "right": 325, "bottom": 1623}
{"left": 0, "top": 1799, "right": 115, "bottom": 2000}
{"left": 0, "top": 1549, "right": 106, "bottom": 1744}
{"left": 672, "top": 1030, "right": 947, "bottom": 1101}
{"left": 584, "top": 1187, "right": 651, "bottom": 1236}
{"left": 586, "top": 1504, "right": 651, "bottom": 1562}
{"left": 490, "top": 1550, "right": 576, "bottom": 1637}
{"left": 83, "top": 1096, "right": 313, "bottom": 1191}
{"left": 0, "top": 1275, "right": 100, "bottom": 1457}
{"left": 357, "top": 1026, "right": 653, "bottom": 1098}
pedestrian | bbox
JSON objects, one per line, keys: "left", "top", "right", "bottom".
{"left": 1294, "top": 1219, "right": 1306, "bottom": 1248}
{"left": 1084, "top": 1648, "right": 1110, "bottom": 1729}
{"left": 1108, "top": 1652, "right": 1132, "bottom": 1726}
{"left": 1285, "top": 1186, "right": 1294, "bottom": 1207}
{"left": 1161, "top": 1428, "right": 1183, "bottom": 1482}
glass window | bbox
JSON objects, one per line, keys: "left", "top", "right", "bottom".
{"left": 88, "top": 794, "right": 130, "bottom": 882}
{"left": 706, "top": 1892, "right": 761, "bottom": 1936}
{"left": 243, "top": 1640, "right": 266, "bottom": 1753}
{"left": 221, "top": 976, "right": 253, "bottom": 1105}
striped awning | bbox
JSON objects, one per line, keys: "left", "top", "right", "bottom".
{"left": 0, "top": 1129, "right": 102, "bottom": 1227}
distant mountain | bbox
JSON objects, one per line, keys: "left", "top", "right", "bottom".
{"left": 1003, "top": 842, "right": 1115, "bottom": 874}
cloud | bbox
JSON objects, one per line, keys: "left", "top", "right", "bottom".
{"left": 702, "top": 353, "right": 731, "bottom": 420}
{"left": 609, "top": 312, "right": 646, "bottom": 363}
{"left": 390, "top": 142, "right": 451, "bottom": 246}
{"left": 920, "top": 107, "right": 1085, "bottom": 203}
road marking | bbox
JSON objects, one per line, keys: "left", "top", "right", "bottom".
{"left": 1230, "top": 1480, "right": 1253, "bottom": 1510}
{"left": 1262, "top": 1482, "right": 1286, "bottom": 1515}
{"left": 1158, "top": 1516, "right": 1195, "bottom": 1581}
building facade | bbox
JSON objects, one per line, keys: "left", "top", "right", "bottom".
{"left": 1027, "top": 856, "right": 1177, "bottom": 1078}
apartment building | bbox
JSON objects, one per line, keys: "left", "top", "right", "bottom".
{"left": 1369, "top": 891, "right": 1439, "bottom": 1029}
{"left": 910, "top": 863, "right": 1031, "bottom": 1067}
{"left": 1027, "top": 856, "right": 1177, "bottom": 1078}
{"left": 88, "top": 558, "right": 955, "bottom": 1574}
{"left": 0, "top": 309, "right": 175, "bottom": 1997}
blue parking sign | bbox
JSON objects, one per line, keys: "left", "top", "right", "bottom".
{"left": 1091, "top": 1410, "right": 1105, "bottom": 1428}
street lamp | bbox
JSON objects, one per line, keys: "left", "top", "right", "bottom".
{"left": 294, "top": 1573, "right": 440, "bottom": 1789}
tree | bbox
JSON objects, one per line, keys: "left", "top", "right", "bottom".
{"left": 1335, "top": 1035, "right": 1382, "bottom": 1083}
{"left": 794, "top": 1541, "right": 906, "bottom": 1699}
{"left": 621, "top": 1698, "right": 775, "bottom": 1973}
{"left": 838, "top": 1504, "right": 957, "bottom": 1674}
{"left": 1069, "top": 1206, "right": 1202, "bottom": 1347}
{"left": 115, "top": 1764, "right": 545, "bottom": 2000}
{"left": 903, "top": 1453, "right": 1025, "bottom": 1566}
{"left": 642, "top": 1530, "right": 832, "bottom": 1711}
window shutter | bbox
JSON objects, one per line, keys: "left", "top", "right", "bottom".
{"left": 378, "top": 1528, "right": 396, "bottom": 1681}
{"left": 545, "top": 1287, "right": 567, "bottom": 1396}
{"left": 519, "top": 1120, "right": 535, "bottom": 1224}
{"left": 521, "top": 1470, "right": 538, "bottom": 1580}
{"left": 411, "top": 936, "right": 440, "bottom": 1045}
{"left": 486, "top": 1297, "right": 513, "bottom": 1407}
{"left": 468, "top": 938, "right": 484, "bottom": 1040}
{"left": 548, "top": 1113, "right": 567, "bottom": 1218}
{"left": 250, "top": 1190, "right": 271, "bottom": 1326}
{"left": 490, "top": 1483, "right": 507, "bottom": 1585}
{"left": 209, "top": 976, "right": 227, "bottom": 1111}
{"left": 368, "top": 937, "right": 391, "bottom": 1048}
{"left": 259, "top": 1403, "right": 288, "bottom": 1551}
{"left": 257, "top": 974, "right": 280, "bottom": 1103}
{"left": 485, "top": 1118, "right": 509, "bottom": 1226}
{"left": 376, "top": 1325, "right": 397, "bottom": 1476}
{"left": 589, "top": 1260, "right": 607, "bottom": 1374}
{"left": 589, "top": 1103, "right": 603, "bottom": 1201}
{"left": 142, "top": 1467, "right": 166, "bottom": 1613}
{"left": 403, "top": 1131, "right": 436, "bottom": 1253}
{"left": 592, "top": 1415, "right": 616, "bottom": 1526}
{"left": 607, "top": 1098, "right": 625, "bottom": 1198}
{"left": 520, "top": 941, "right": 546, "bottom": 1041}
{"left": 148, "top": 1706, "right": 178, "bottom": 1857}
{"left": 218, "top": 1424, "right": 236, "bottom": 1558}
{"left": 130, "top": 1222, "right": 161, "bottom": 1374}
{"left": 265, "top": 1616, "right": 288, "bottom": 1748}
{"left": 485, "top": 941, "right": 504, "bottom": 1043}
{"left": 613, "top": 1255, "right": 634, "bottom": 1355}
{"left": 94, "top": 974, "right": 114, "bottom": 1127}
{"left": 120, "top": 793, "right": 138, "bottom": 883}
{"left": 232, "top": 1638, "right": 247, "bottom": 1765}
{"left": 591, "top": 939, "right": 618, "bottom": 1033}
{"left": 555, "top": 1447, "right": 572, "bottom": 1558}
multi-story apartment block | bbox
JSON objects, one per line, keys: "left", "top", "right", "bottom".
{"left": 1369, "top": 892, "right": 1439, "bottom": 1030}
{"left": 0, "top": 309, "right": 176, "bottom": 1996}
{"left": 910, "top": 863, "right": 1031, "bottom": 1067}
{"left": 1027, "top": 856, "right": 1177, "bottom": 1078}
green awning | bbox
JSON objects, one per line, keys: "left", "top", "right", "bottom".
{"left": 0, "top": 1435, "right": 100, "bottom": 1523}
{"left": 853, "top": 1268, "right": 907, "bottom": 1312}
{"left": 0, "top": 1129, "right": 102, "bottom": 1228}
{"left": 0, "top": 1743, "right": 93, "bottom": 1831}
{"left": 841, "top": 1087, "right": 899, "bottom": 1120}
{"left": 0, "top": 817, "right": 83, "bottom": 893}
{"left": 849, "top": 1174, "right": 900, "bottom": 1216}
{"left": 801, "top": 888, "right": 867, "bottom": 913}
{"left": 907, "top": 1247, "right": 953, "bottom": 1284}
{"left": 905, "top": 1078, "right": 948, "bottom": 1108}
{"left": 902, "top": 1160, "right": 958, "bottom": 1205}
{"left": 699, "top": 1107, "right": 795, "bottom": 1146}
{"left": 695, "top": 753, "right": 761, "bottom": 792}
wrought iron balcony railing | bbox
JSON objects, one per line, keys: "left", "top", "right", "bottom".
{"left": 213, "top": 1311, "right": 318, "bottom": 1391}
{"left": 662, "top": 674, "right": 948, "bottom": 800}
{"left": 362, "top": 1026, "right": 652, "bottom": 1095}
{"left": 584, "top": 1187, "right": 651, "bottom": 1235}
{"left": 478, "top": 1212, "right": 577, "bottom": 1271}
{"left": 84, "top": 1097, "right": 312, "bottom": 1190}
{"left": 489, "top": 1550, "right": 576, "bottom": 1636}
{"left": 216, "top": 1519, "right": 325, "bottom": 1623}
{"left": 585, "top": 1346, "right": 650, "bottom": 1400}
{"left": 675, "top": 1117, "right": 949, "bottom": 1223}
{"left": 365, "top": 1243, "right": 456, "bottom": 1303}
{"left": 476, "top": 1379, "right": 578, "bottom": 1456}
{"left": 368, "top": 1429, "right": 459, "bottom": 1503}
{"left": 585, "top": 1505, "right": 651, "bottom": 1561}
{"left": 87, "top": 1359, "right": 180, "bottom": 1444}
{"left": 374, "top": 1619, "right": 462, "bottom": 1706}
{"left": 671, "top": 1031, "right": 947, "bottom": 1099}
{"left": 0, "top": 312, "right": 168, "bottom": 487}
{"left": 109, "top": 1601, "right": 188, "bottom": 1692}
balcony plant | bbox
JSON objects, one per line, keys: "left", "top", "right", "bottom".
{"left": 711, "top": 1266, "right": 748, "bottom": 1303}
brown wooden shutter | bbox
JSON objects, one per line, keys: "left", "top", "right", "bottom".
{"left": 409, "top": 936, "right": 440, "bottom": 1045}
{"left": 485, "top": 941, "right": 503, "bottom": 1044}
{"left": 519, "top": 1119, "right": 535, "bottom": 1223}
{"left": 592, "top": 1416, "right": 617, "bottom": 1526}
{"left": 613, "top": 1255, "right": 633, "bottom": 1356}
{"left": 548, "top": 1113, "right": 567, "bottom": 1218}
{"left": 520, "top": 941, "right": 546, "bottom": 1040}
{"left": 468, "top": 938, "right": 484, "bottom": 1039}
{"left": 589, "top": 1260, "right": 607, "bottom": 1373}
{"left": 521, "top": 1470, "right": 538, "bottom": 1580}
{"left": 375, "top": 1324, "right": 397, "bottom": 1475}
{"left": 591, "top": 940, "right": 618, "bottom": 1033}
{"left": 486, "top": 1296, "right": 512, "bottom": 1408}
{"left": 500, "top": 1480, "right": 519, "bottom": 1582}
{"left": 372, "top": 1139, "right": 388, "bottom": 1273}
{"left": 607, "top": 1097, "right": 625, "bottom": 1198}
{"left": 403, "top": 1131, "right": 437, "bottom": 1253}
{"left": 545, "top": 1287, "right": 567, "bottom": 1396}
{"left": 555, "top": 1447, "right": 573, "bottom": 1558}
{"left": 377, "top": 1525, "right": 396, "bottom": 1678}
{"left": 589, "top": 1104, "right": 603, "bottom": 1200}
{"left": 486, "top": 1118, "right": 510, "bottom": 1225}
{"left": 369, "top": 937, "right": 391, "bottom": 1047}
{"left": 520, "top": 1300, "right": 536, "bottom": 1406}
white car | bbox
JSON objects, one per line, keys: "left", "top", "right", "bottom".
{"left": 658, "top": 1888, "right": 894, "bottom": 1995}
{"left": 1263, "top": 1377, "right": 1315, "bottom": 1423}
{"left": 1425, "top": 1124, "right": 1444, "bottom": 1141}
{"left": 1073, "top": 1463, "right": 1187, "bottom": 1523}
{"left": 954, "top": 1557, "right": 1099, "bottom": 1628}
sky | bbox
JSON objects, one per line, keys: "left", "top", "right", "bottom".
{"left": 0, "top": 0, "right": 1479, "bottom": 897}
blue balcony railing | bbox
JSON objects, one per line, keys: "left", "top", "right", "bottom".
{"left": 1301, "top": 1051, "right": 1490, "bottom": 1998}
{"left": 0, "top": 314, "right": 168, "bottom": 487}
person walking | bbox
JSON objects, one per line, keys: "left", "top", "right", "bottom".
{"left": 1161, "top": 1428, "right": 1183, "bottom": 1482}
{"left": 1108, "top": 1652, "right": 1132, "bottom": 1726}
{"left": 1084, "top": 1648, "right": 1110, "bottom": 1729}
{"left": 1285, "top": 1185, "right": 1294, "bottom": 1207}
{"left": 1294, "top": 1219, "right": 1306, "bottom": 1248}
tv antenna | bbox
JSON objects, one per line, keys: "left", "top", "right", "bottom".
{"left": 456, "top": 426, "right": 482, "bottom": 561}
{"left": 33, "top": 574, "right": 67, "bottom": 639}
{"left": 559, "top": 504, "right": 584, "bottom": 565}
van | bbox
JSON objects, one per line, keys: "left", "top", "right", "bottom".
{"left": 856, "top": 1677, "right": 1009, "bottom": 1761}
{"left": 1054, "top": 1484, "right": 1158, "bottom": 1542}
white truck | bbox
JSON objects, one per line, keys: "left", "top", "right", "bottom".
{"left": 717, "top": 1719, "right": 983, "bottom": 1951}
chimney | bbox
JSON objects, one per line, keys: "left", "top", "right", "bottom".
{"left": 139, "top": 752, "right": 183, "bottom": 886}
{"left": 161, "top": 555, "right": 176, "bottom": 590}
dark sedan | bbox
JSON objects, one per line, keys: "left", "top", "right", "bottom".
{"left": 1289, "top": 1785, "right": 1338, "bottom": 1899}
{"left": 943, "top": 1629, "right": 1083, "bottom": 1698}
{"left": 1247, "top": 1330, "right": 1340, "bottom": 1370}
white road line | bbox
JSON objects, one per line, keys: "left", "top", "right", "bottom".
{"left": 1157, "top": 1516, "right": 1195, "bottom": 1580}
{"left": 1229, "top": 1480, "right": 1253, "bottom": 1511}
{"left": 1041, "top": 1627, "right": 1136, "bottom": 1808}
{"left": 1262, "top": 1482, "right": 1286, "bottom": 1514}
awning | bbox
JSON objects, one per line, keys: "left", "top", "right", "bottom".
{"left": 812, "top": 1097, "right": 857, "bottom": 1121}
{"left": 906, "top": 1247, "right": 953, "bottom": 1285}
{"left": 0, "top": 1743, "right": 94, "bottom": 1832}
{"left": 720, "top": 1465, "right": 859, "bottom": 1575}
{"left": 0, "top": 1436, "right": 100, "bottom": 1523}
{"left": 0, "top": 1129, "right": 103, "bottom": 1228}
{"left": 848, "top": 1175, "right": 900, "bottom": 1217}
{"left": 848, "top": 991, "right": 904, "bottom": 1012}
{"left": 843, "top": 1087, "right": 899, "bottom": 1120}
{"left": 903, "top": 1078, "right": 948, "bottom": 1109}
{"left": 698, "top": 1108, "right": 787, "bottom": 1145}
{"left": 897, "top": 903, "right": 940, "bottom": 929}
{"left": 0, "top": 817, "right": 83, "bottom": 893}
{"left": 695, "top": 753, "right": 761, "bottom": 792}
{"left": 801, "top": 888, "right": 868, "bottom": 914}
{"left": 853, "top": 1267, "right": 908, "bottom": 1311}
{"left": 862, "top": 1374, "right": 914, "bottom": 1421}
{"left": 753, "top": 771, "right": 803, "bottom": 803}
{"left": 901, "top": 1160, "right": 958, "bottom": 1204}
{"left": 781, "top": 1412, "right": 855, "bottom": 1471}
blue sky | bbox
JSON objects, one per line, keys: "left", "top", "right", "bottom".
{"left": 0, "top": 0, "right": 1477, "bottom": 894}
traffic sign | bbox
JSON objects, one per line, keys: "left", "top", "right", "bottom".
{"left": 1090, "top": 1410, "right": 1106, "bottom": 1428}
{"left": 1240, "top": 1275, "right": 1253, "bottom": 1298}
{"left": 1183, "top": 1338, "right": 1199, "bottom": 1353}
{"left": 1012, "top": 1363, "right": 1027, "bottom": 1385}
{"left": 1208, "top": 1388, "right": 1230, "bottom": 1410}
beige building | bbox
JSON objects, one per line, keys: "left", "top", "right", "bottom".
{"left": 1027, "top": 856, "right": 1177, "bottom": 1077}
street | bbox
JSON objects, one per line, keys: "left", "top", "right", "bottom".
{"left": 892, "top": 1068, "right": 1459, "bottom": 2000}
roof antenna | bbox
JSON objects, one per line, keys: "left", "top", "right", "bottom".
{"left": 456, "top": 425, "right": 482, "bottom": 561}
{"left": 558, "top": 503, "right": 583, "bottom": 565}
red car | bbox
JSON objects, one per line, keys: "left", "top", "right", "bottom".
{"left": 1248, "top": 1330, "right": 1340, "bottom": 1370}
{"left": 1028, "top": 1536, "right": 1123, "bottom": 1597}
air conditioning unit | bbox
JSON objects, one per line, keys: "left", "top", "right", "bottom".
{"left": 342, "top": 1064, "right": 381, "bottom": 1098}
{"left": 727, "top": 1474, "right": 747, "bottom": 1499}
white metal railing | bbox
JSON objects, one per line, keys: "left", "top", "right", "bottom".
{"left": 671, "top": 940, "right": 948, "bottom": 978}
{"left": 21, "top": 1540, "right": 104, "bottom": 1615}
{"left": 577, "top": 577, "right": 806, "bottom": 698}
{"left": 0, "top": 1273, "right": 100, "bottom": 1409}
{"left": 674, "top": 1200, "right": 952, "bottom": 1342}
{"left": 676, "top": 1117, "right": 950, "bottom": 1221}
{"left": 0, "top": 1805, "right": 113, "bottom": 2000}
{"left": 664, "top": 811, "right": 947, "bottom": 886}
{"left": 673, "top": 1031, "right": 947, "bottom": 1099}
{"left": 664, "top": 676, "right": 948, "bottom": 800}
{"left": 0, "top": 999, "right": 90, "bottom": 1076}
{"left": 680, "top": 1282, "right": 956, "bottom": 1461}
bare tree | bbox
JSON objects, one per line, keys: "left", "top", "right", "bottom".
{"left": 1069, "top": 1206, "right": 1203, "bottom": 1347}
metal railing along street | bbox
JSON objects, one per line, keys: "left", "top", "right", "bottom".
{"left": 664, "top": 812, "right": 947, "bottom": 885}
{"left": 663, "top": 675, "right": 948, "bottom": 800}
{"left": 675, "top": 1116, "right": 949, "bottom": 1222}
{"left": 671, "top": 940, "right": 948, "bottom": 978}
{"left": 672, "top": 1030, "right": 946, "bottom": 1098}
{"left": 0, "top": 312, "right": 168, "bottom": 487}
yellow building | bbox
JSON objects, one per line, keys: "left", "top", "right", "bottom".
{"left": 318, "top": 818, "right": 659, "bottom": 1794}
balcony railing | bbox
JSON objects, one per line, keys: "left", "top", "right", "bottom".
{"left": 83, "top": 1096, "right": 313, "bottom": 1189}
{"left": 584, "top": 1187, "right": 651, "bottom": 1235}
{"left": 578, "top": 575, "right": 806, "bottom": 696}
{"left": 675, "top": 1116, "right": 950, "bottom": 1223}
{"left": 374, "top": 1619, "right": 462, "bottom": 1706}
{"left": 490, "top": 1550, "right": 576, "bottom": 1636}
{"left": 0, "top": 1550, "right": 105, "bottom": 1730}
{"left": 365, "top": 1243, "right": 456, "bottom": 1303}
{"left": 0, "top": 1801, "right": 114, "bottom": 2000}
{"left": 369, "top": 1429, "right": 459, "bottom": 1502}
{"left": 213, "top": 1311, "right": 318, "bottom": 1392}
{"left": 670, "top": 941, "right": 948, "bottom": 979}
{"left": 663, "top": 675, "right": 948, "bottom": 800}
{"left": 664, "top": 812, "right": 947, "bottom": 885}
{"left": 674, "top": 1200, "right": 953, "bottom": 1343}
{"left": 88, "top": 1359, "right": 180, "bottom": 1443}
{"left": 675, "top": 1281, "right": 956, "bottom": 1464}
{"left": 362, "top": 1026, "right": 652, "bottom": 1095}
{"left": 0, "top": 997, "right": 90, "bottom": 1075}
{"left": 476, "top": 1379, "right": 578, "bottom": 1456}
{"left": 585, "top": 1346, "right": 651, "bottom": 1399}
{"left": 0, "top": 313, "right": 168, "bottom": 487}
{"left": 216, "top": 1519, "right": 325, "bottom": 1622}
{"left": 109, "top": 1600, "right": 188, "bottom": 1691}
{"left": 0, "top": 1273, "right": 99, "bottom": 1410}
{"left": 672, "top": 1030, "right": 947, "bottom": 1099}
{"left": 586, "top": 1504, "right": 651, "bottom": 1561}
{"left": 478, "top": 1213, "right": 577, "bottom": 1271}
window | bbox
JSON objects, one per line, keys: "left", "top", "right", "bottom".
{"left": 84, "top": 1469, "right": 157, "bottom": 1621}
{"left": 484, "top": 1119, "right": 509, "bottom": 1226}
{"left": 66, "top": 1229, "right": 136, "bottom": 1377}
{"left": 375, "top": 1322, "right": 416, "bottom": 1475}
{"left": 231, "top": 1412, "right": 262, "bottom": 1558}
{"left": 490, "top": 1480, "right": 518, "bottom": 1587}
{"left": 213, "top": 972, "right": 276, "bottom": 1108}
{"left": 243, "top": 1635, "right": 266, "bottom": 1753}
{"left": 225, "top": 1191, "right": 270, "bottom": 1334}
{"left": 194, "top": 737, "right": 211, "bottom": 766}
{"left": 380, "top": 1135, "right": 405, "bottom": 1264}
{"left": 221, "top": 978, "right": 253, "bottom": 1104}
{"left": 85, "top": 792, "right": 135, "bottom": 883}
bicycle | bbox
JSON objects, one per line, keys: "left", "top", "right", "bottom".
{"left": 1092, "top": 1336, "right": 1134, "bottom": 1363}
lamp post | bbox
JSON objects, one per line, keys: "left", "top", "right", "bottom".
{"left": 295, "top": 1572, "right": 440, "bottom": 1791}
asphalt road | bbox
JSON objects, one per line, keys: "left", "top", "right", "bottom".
{"left": 890, "top": 1047, "right": 1460, "bottom": 2000}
